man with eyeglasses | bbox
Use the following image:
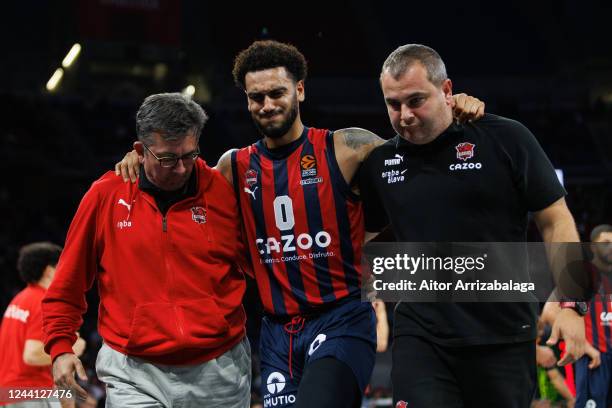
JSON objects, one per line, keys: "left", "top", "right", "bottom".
{"left": 41, "top": 93, "right": 251, "bottom": 407}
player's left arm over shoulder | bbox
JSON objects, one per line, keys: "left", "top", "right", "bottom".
{"left": 333, "top": 128, "right": 386, "bottom": 192}
{"left": 334, "top": 127, "right": 385, "bottom": 164}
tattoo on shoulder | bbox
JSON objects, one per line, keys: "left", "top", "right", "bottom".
{"left": 339, "top": 128, "right": 384, "bottom": 151}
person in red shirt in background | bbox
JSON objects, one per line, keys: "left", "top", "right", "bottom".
{"left": 0, "top": 242, "right": 86, "bottom": 408}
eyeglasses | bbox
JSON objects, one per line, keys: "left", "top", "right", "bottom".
{"left": 143, "top": 144, "right": 200, "bottom": 168}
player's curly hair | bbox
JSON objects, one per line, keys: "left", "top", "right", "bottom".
{"left": 17, "top": 242, "right": 62, "bottom": 284}
{"left": 232, "top": 40, "right": 308, "bottom": 89}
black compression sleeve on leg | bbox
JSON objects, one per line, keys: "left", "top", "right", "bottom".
{"left": 294, "top": 357, "right": 361, "bottom": 408}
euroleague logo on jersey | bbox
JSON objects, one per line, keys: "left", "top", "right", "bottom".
{"left": 300, "top": 154, "right": 317, "bottom": 176}
{"left": 300, "top": 154, "right": 322, "bottom": 185}
{"left": 449, "top": 142, "right": 483, "bottom": 171}
{"left": 301, "top": 154, "right": 316, "bottom": 170}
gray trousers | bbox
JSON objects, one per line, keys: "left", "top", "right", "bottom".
{"left": 96, "top": 339, "right": 251, "bottom": 408}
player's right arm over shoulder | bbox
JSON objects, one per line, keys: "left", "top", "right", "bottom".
{"left": 214, "top": 149, "right": 238, "bottom": 185}
{"left": 115, "top": 149, "right": 141, "bottom": 183}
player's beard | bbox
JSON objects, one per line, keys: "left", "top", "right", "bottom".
{"left": 253, "top": 95, "right": 299, "bottom": 140}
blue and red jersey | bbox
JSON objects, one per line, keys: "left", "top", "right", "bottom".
{"left": 585, "top": 269, "right": 612, "bottom": 353}
{"left": 231, "top": 127, "right": 364, "bottom": 316}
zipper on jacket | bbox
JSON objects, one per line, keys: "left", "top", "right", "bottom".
{"left": 162, "top": 216, "right": 167, "bottom": 232}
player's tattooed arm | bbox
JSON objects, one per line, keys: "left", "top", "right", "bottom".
{"left": 215, "top": 149, "right": 238, "bottom": 185}
{"left": 335, "top": 127, "right": 385, "bottom": 163}
{"left": 333, "top": 128, "right": 385, "bottom": 187}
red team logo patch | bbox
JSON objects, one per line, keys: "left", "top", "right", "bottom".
{"left": 191, "top": 207, "right": 206, "bottom": 224}
{"left": 245, "top": 169, "right": 258, "bottom": 187}
{"left": 455, "top": 142, "right": 476, "bottom": 161}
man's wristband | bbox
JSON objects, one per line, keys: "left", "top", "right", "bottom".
{"left": 560, "top": 301, "right": 589, "bottom": 316}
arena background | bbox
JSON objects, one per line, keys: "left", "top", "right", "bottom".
{"left": 1, "top": 1, "right": 610, "bottom": 406}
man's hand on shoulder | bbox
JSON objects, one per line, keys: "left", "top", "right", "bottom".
{"left": 451, "top": 93, "right": 485, "bottom": 124}
{"left": 114, "top": 150, "right": 141, "bottom": 183}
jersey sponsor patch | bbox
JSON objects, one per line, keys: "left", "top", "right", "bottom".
{"left": 449, "top": 162, "right": 483, "bottom": 171}
{"left": 266, "top": 372, "right": 286, "bottom": 394}
{"left": 264, "top": 372, "right": 296, "bottom": 406}
{"left": 381, "top": 169, "right": 407, "bottom": 184}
